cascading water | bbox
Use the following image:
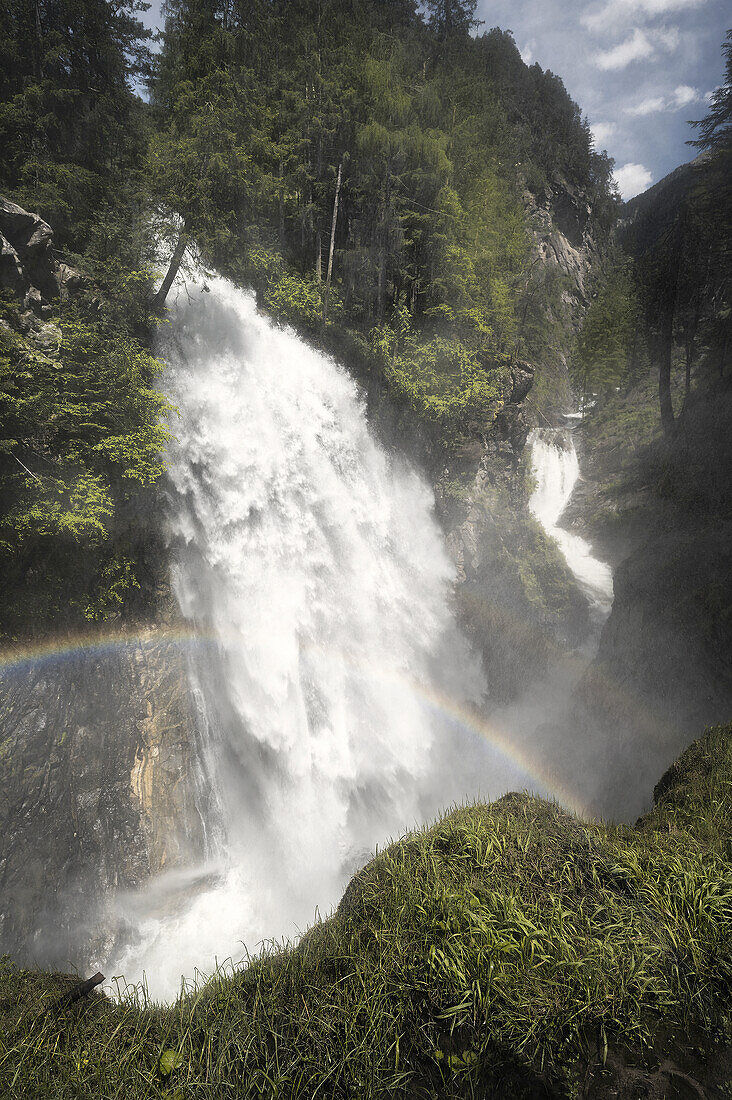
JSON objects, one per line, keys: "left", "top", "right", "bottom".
{"left": 529, "top": 430, "right": 613, "bottom": 625}
{"left": 485, "top": 428, "right": 615, "bottom": 815}
{"left": 109, "top": 276, "right": 531, "bottom": 1000}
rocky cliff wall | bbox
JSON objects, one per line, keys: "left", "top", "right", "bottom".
{"left": 0, "top": 631, "right": 207, "bottom": 969}
{"left": 560, "top": 365, "right": 732, "bottom": 819}
{"left": 0, "top": 199, "right": 208, "bottom": 968}
{"left": 432, "top": 177, "right": 604, "bottom": 702}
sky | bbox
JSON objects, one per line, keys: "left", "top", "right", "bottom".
{"left": 139, "top": 1, "right": 730, "bottom": 201}
{"left": 475, "top": 0, "right": 729, "bottom": 198}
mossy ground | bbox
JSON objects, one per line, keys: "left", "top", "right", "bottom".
{"left": 1, "top": 724, "right": 730, "bottom": 1099}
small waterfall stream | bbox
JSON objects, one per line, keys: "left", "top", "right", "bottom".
{"left": 485, "top": 427, "right": 615, "bottom": 817}
{"left": 528, "top": 430, "right": 613, "bottom": 626}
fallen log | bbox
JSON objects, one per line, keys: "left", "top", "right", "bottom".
{"left": 41, "top": 972, "right": 105, "bottom": 1016}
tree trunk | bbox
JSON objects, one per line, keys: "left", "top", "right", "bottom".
{"left": 152, "top": 227, "right": 188, "bottom": 312}
{"left": 315, "top": 231, "right": 322, "bottom": 283}
{"left": 657, "top": 309, "right": 675, "bottom": 435}
{"left": 34, "top": 0, "right": 44, "bottom": 78}
{"left": 278, "top": 161, "right": 285, "bottom": 248}
{"left": 322, "top": 161, "right": 342, "bottom": 324}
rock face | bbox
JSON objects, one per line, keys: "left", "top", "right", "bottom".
{"left": 553, "top": 161, "right": 732, "bottom": 820}
{"left": 524, "top": 178, "right": 597, "bottom": 340}
{"left": 560, "top": 385, "right": 732, "bottom": 818}
{"left": 434, "top": 178, "right": 603, "bottom": 701}
{"left": 437, "top": 382, "right": 591, "bottom": 704}
{"left": 0, "top": 632, "right": 207, "bottom": 968}
{"left": 0, "top": 197, "right": 59, "bottom": 314}
{"left": 0, "top": 195, "right": 83, "bottom": 356}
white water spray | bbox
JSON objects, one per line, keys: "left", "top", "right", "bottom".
{"left": 110, "top": 277, "right": 533, "bottom": 1000}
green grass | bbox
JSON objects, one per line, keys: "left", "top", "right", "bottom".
{"left": 1, "top": 724, "right": 731, "bottom": 1098}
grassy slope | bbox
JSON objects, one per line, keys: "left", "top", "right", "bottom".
{"left": 1, "top": 724, "right": 730, "bottom": 1099}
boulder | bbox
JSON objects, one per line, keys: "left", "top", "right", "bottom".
{"left": 0, "top": 196, "right": 58, "bottom": 313}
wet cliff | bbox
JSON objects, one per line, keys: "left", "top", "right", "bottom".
{"left": 555, "top": 157, "right": 732, "bottom": 818}
{"left": 430, "top": 175, "right": 605, "bottom": 703}
{"left": 564, "top": 375, "right": 732, "bottom": 819}
{"left": 0, "top": 200, "right": 207, "bottom": 967}
{"left": 0, "top": 633, "right": 206, "bottom": 968}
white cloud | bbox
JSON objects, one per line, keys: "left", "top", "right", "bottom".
{"left": 614, "top": 162, "right": 654, "bottom": 199}
{"left": 624, "top": 84, "right": 704, "bottom": 115}
{"left": 671, "top": 84, "right": 700, "bottom": 108}
{"left": 625, "top": 95, "right": 667, "bottom": 115}
{"left": 595, "top": 28, "right": 653, "bottom": 69}
{"left": 519, "top": 40, "right": 535, "bottom": 64}
{"left": 654, "top": 26, "right": 680, "bottom": 51}
{"left": 582, "top": 0, "right": 708, "bottom": 35}
{"left": 590, "top": 121, "right": 617, "bottom": 147}
{"left": 594, "top": 25, "right": 681, "bottom": 70}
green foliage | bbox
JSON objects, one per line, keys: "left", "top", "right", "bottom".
{"left": 247, "top": 248, "right": 328, "bottom": 330}
{"left": 0, "top": 294, "right": 170, "bottom": 634}
{"left": 0, "top": 0, "right": 620, "bottom": 628}
{"left": 148, "top": 0, "right": 609, "bottom": 419}
{"left": 83, "top": 556, "right": 142, "bottom": 622}
{"left": 0, "top": 0, "right": 152, "bottom": 251}
{"left": 0, "top": 309, "right": 168, "bottom": 543}
{"left": 1, "top": 723, "right": 730, "bottom": 1097}
{"left": 157, "top": 1049, "right": 184, "bottom": 1076}
{"left": 368, "top": 313, "right": 507, "bottom": 439}
{"left": 572, "top": 262, "right": 638, "bottom": 402}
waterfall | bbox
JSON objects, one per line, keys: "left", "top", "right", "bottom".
{"left": 529, "top": 431, "right": 613, "bottom": 625}
{"left": 109, "top": 276, "right": 524, "bottom": 1000}
{"left": 107, "top": 281, "right": 616, "bottom": 998}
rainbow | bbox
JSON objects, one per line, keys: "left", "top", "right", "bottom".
{"left": 0, "top": 625, "right": 212, "bottom": 676}
{"left": 0, "top": 625, "right": 606, "bottom": 817}
{"left": 408, "top": 680, "right": 591, "bottom": 816}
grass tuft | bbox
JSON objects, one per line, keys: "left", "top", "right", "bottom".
{"left": 1, "top": 723, "right": 731, "bottom": 1098}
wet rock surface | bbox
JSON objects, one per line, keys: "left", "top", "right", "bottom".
{"left": 0, "top": 632, "right": 206, "bottom": 969}
{"left": 435, "top": 179, "right": 603, "bottom": 701}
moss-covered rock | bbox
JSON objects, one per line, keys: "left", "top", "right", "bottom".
{"left": 1, "top": 723, "right": 730, "bottom": 1098}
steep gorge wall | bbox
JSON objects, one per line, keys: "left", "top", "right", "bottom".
{"left": 430, "top": 176, "right": 603, "bottom": 703}
{"left": 0, "top": 634, "right": 206, "bottom": 968}
{"left": 552, "top": 162, "right": 732, "bottom": 818}
{"left": 565, "top": 388, "right": 732, "bottom": 818}
{"left": 0, "top": 200, "right": 207, "bottom": 967}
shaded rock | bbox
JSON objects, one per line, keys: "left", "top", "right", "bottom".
{"left": 57, "top": 261, "right": 84, "bottom": 300}
{"left": 0, "top": 628, "right": 208, "bottom": 971}
{"left": 30, "top": 320, "right": 62, "bottom": 355}
{"left": 0, "top": 197, "right": 58, "bottom": 311}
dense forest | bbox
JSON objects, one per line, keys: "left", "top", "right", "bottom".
{"left": 572, "top": 31, "right": 731, "bottom": 428}
{"left": 0, "top": 0, "right": 622, "bottom": 639}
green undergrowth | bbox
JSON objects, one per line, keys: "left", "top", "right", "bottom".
{"left": 1, "top": 723, "right": 730, "bottom": 1098}
{"left": 0, "top": 267, "right": 171, "bottom": 639}
{"left": 231, "top": 244, "right": 514, "bottom": 459}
